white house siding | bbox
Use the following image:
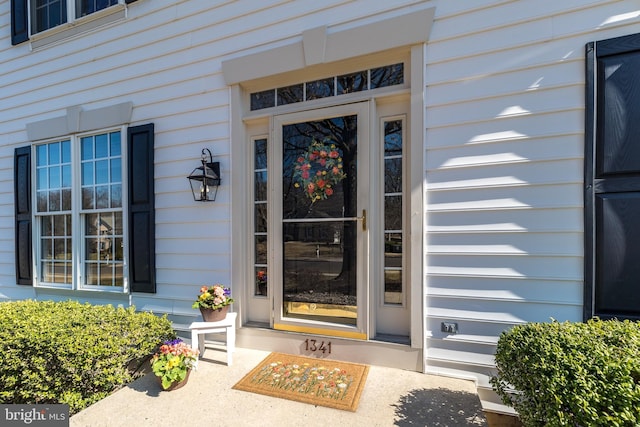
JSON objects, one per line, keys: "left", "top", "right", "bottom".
{"left": 2, "top": 0, "right": 640, "bottom": 415}
{"left": 0, "top": 0, "right": 426, "bottom": 314}
{"left": 424, "top": 0, "right": 640, "bottom": 412}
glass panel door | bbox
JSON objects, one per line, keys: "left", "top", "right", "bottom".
{"left": 273, "top": 103, "right": 369, "bottom": 338}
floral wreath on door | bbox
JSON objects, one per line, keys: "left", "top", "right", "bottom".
{"left": 293, "top": 139, "right": 347, "bottom": 202}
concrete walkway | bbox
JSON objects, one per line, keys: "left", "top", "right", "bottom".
{"left": 70, "top": 347, "right": 487, "bottom": 427}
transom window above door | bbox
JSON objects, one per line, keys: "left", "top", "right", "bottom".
{"left": 250, "top": 63, "right": 404, "bottom": 111}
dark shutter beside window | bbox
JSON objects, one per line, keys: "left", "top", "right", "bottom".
{"left": 14, "top": 146, "right": 32, "bottom": 285}
{"left": 11, "top": 0, "right": 29, "bottom": 45}
{"left": 585, "top": 33, "right": 640, "bottom": 320}
{"left": 128, "top": 124, "right": 156, "bottom": 293}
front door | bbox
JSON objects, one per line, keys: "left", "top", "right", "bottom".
{"left": 245, "top": 100, "right": 411, "bottom": 342}
{"left": 272, "top": 103, "right": 369, "bottom": 339}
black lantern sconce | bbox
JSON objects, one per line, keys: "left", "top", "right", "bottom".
{"left": 187, "top": 148, "right": 221, "bottom": 202}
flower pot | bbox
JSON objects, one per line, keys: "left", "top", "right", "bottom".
{"left": 200, "top": 305, "right": 229, "bottom": 322}
{"left": 156, "top": 369, "right": 191, "bottom": 391}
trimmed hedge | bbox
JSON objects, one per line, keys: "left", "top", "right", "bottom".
{"left": 491, "top": 319, "right": 640, "bottom": 426}
{"left": 0, "top": 300, "right": 175, "bottom": 414}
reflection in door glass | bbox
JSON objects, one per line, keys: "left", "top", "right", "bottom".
{"left": 283, "top": 222, "right": 357, "bottom": 326}
{"left": 282, "top": 115, "right": 358, "bottom": 326}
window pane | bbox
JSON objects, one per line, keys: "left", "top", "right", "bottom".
{"left": 61, "top": 140, "right": 71, "bottom": 162}
{"left": 371, "top": 63, "right": 404, "bottom": 89}
{"left": 49, "top": 166, "right": 61, "bottom": 189}
{"left": 255, "top": 267, "right": 268, "bottom": 296}
{"left": 95, "top": 134, "right": 108, "bottom": 158}
{"left": 110, "top": 158, "right": 121, "bottom": 183}
{"left": 114, "top": 237, "right": 123, "bottom": 260}
{"left": 255, "top": 171, "right": 267, "bottom": 201}
{"left": 255, "top": 235, "right": 267, "bottom": 264}
{"left": 37, "top": 169, "right": 47, "bottom": 190}
{"left": 111, "top": 184, "right": 122, "bottom": 208}
{"left": 96, "top": 185, "right": 109, "bottom": 209}
{"left": 37, "top": 192, "right": 48, "bottom": 212}
{"left": 85, "top": 263, "right": 98, "bottom": 285}
{"left": 255, "top": 203, "right": 267, "bottom": 232}
{"left": 49, "top": 191, "right": 61, "bottom": 211}
{"left": 62, "top": 165, "right": 71, "bottom": 187}
{"left": 255, "top": 138, "right": 267, "bottom": 169}
{"left": 41, "top": 216, "right": 53, "bottom": 236}
{"left": 81, "top": 137, "right": 93, "bottom": 160}
{"left": 36, "top": 145, "right": 47, "bottom": 166}
{"left": 277, "top": 84, "right": 303, "bottom": 106}
{"left": 82, "top": 163, "right": 94, "bottom": 185}
{"left": 95, "top": 160, "right": 108, "bottom": 184}
{"left": 384, "top": 158, "right": 402, "bottom": 194}
{"left": 82, "top": 187, "right": 94, "bottom": 209}
{"left": 250, "top": 90, "right": 275, "bottom": 111}
{"left": 48, "top": 142, "right": 60, "bottom": 164}
{"left": 384, "top": 120, "right": 403, "bottom": 155}
{"left": 110, "top": 132, "right": 121, "bottom": 156}
{"left": 306, "top": 78, "right": 334, "bottom": 100}
{"left": 337, "top": 71, "right": 368, "bottom": 94}
{"left": 385, "top": 195, "right": 402, "bottom": 230}
{"left": 384, "top": 269, "right": 402, "bottom": 305}
{"left": 62, "top": 189, "right": 72, "bottom": 211}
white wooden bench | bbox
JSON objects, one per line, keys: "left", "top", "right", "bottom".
{"left": 189, "top": 312, "right": 237, "bottom": 366}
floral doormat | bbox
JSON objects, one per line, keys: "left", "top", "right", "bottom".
{"left": 232, "top": 352, "right": 369, "bottom": 412}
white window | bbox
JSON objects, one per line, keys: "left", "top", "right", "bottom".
{"left": 34, "top": 128, "right": 126, "bottom": 291}
{"left": 31, "top": 0, "right": 120, "bottom": 34}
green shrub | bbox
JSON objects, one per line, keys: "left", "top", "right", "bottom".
{"left": 0, "top": 300, "right": 175, "bottom": 414}
{"left": 490, "top": 319, "right": 640, "bottom": 426}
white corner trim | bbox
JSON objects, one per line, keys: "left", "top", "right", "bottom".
{"left": 221, "top": 6, "right": 436, "bottom": 85}
{"left": 26, "top": 102, "right": 134, "bottom": 141}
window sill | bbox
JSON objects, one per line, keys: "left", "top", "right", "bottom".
{"left": 35, "top": 285, "right": 128, "bottom": 298}
{"left": 30, "top": 5, "right": 126, "bottom": 51}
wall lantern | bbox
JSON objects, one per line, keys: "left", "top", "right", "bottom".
{"left": 187, "top": 148, "right": 221, "bottom": 202}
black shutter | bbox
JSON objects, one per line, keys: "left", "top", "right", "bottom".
{"left": 585, "top": 33, "right": 640, "bottom": 320}
{"left": 14, "top": 146, "right": 32, "bottom": 285}
{"left": 11, "top": 0, "right": 29, "bottom": 45}
{"left": 128, "top": 124, "right": 156, "bottom": 293}
{"left": 125, "top": 0, "right": 138, "bottom": 4}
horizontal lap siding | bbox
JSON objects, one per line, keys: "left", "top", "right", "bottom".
{"left": 425, "top": 0, "right": 640, "bottom": 413}
{"left": 0, "top": 0, "right": 430, "bottom": 310}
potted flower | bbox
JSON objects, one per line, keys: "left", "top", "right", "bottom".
{"left": 192, "top": 284, "right": 234, "bottom": 322}
{"left": 151, "top": 338, "right": 199, "bottom": 390}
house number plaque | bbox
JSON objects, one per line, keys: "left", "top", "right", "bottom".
{"left": 303, "top": 338, "right": 332, "bottom": 354}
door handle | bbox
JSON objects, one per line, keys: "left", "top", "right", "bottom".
{"left": 357, "top": 209, "right": 367, "bottom": 231}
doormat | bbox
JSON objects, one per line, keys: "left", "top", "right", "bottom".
{"left": 232, "top": 352, "right": 369, "bottom": 412}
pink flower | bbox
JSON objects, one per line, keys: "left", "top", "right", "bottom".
{"left": 317, "top": 179, "right": 326, "bottom": 188}
{"left": 332, "top": 167, "right": 340, "bottom": 175}
{"left": 297, "top": 156, "right": 305, "bottom": 163}
{"left": 319, "top": 158, "right": 326, "bottom": 166}
{"left": 325, "top": 188, "right": 333, "bottom": 196}
{"left": 329, "top": 150, "right": 339, "bottom": 158}
{"left": 301, "top": 170, "right": 309, "bottom": 179}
